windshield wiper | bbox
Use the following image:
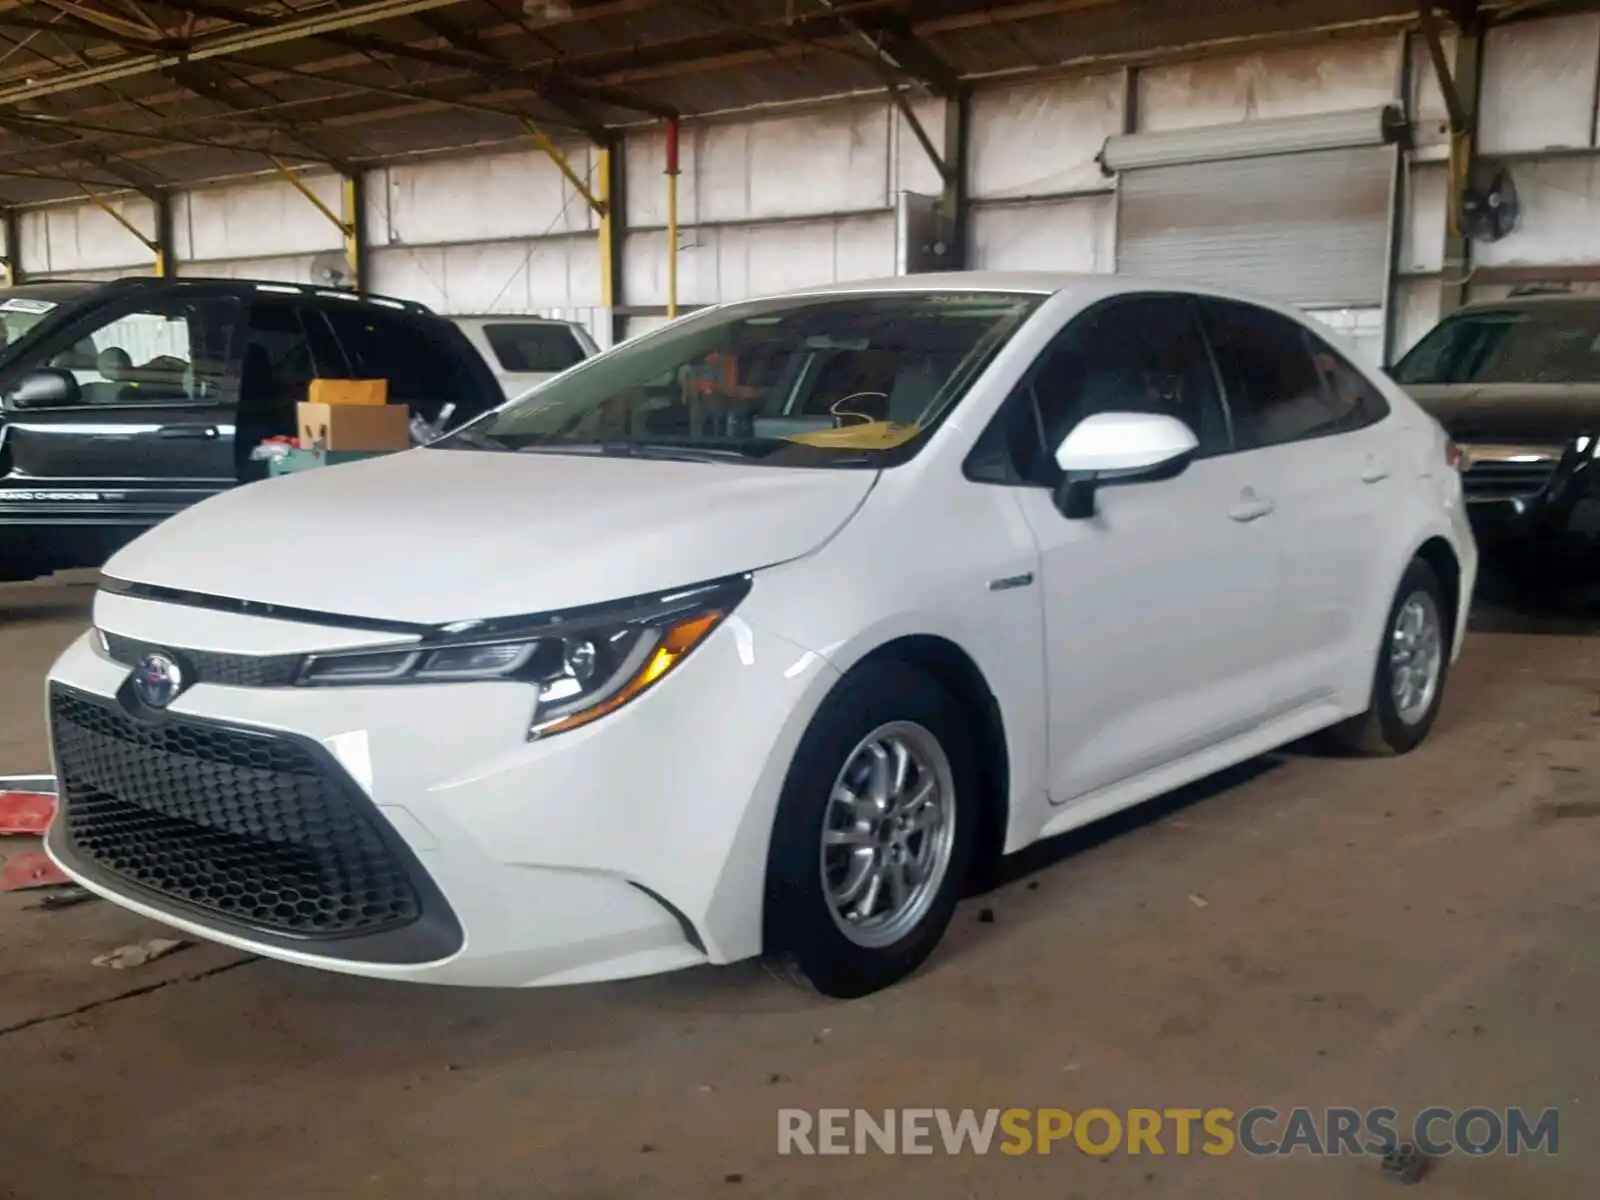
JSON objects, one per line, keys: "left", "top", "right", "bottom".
{"left": 516, "top": 440, "right": 753, "bottom": 463}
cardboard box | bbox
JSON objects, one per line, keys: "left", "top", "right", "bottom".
{"left": 298, "top": 401, "right": 411, "bottom": 452}
{"left": 308, "top": 377, "right": 389, "bottom": 407}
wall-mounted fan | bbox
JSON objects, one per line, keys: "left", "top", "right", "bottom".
{"left": 309, "top": 249, "right": 355, "bottom": 290}
{"left": 1459, "top": 159, "right": 1520, "bottom": 243}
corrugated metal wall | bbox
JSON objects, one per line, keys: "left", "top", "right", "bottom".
{"left": 10, "top": 15, "right": 1600, "bottom": 368}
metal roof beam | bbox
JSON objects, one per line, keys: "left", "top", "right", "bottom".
{"left": 0, "top": 10, "right": 179, "bottom": 53}
{"left": 165, "top": 62, "right": 354, "bottom": 171}
{"left": 0, "top": 0, "right": 473, "bottom": 108}
{"left": 0, "top": 108, "right": 324, "bottom": 161}
{"left": 410, "top": 8, "right": 609, "bottom": 141}
{"left": 853, "top": 11, "right": 964, "bottom": 98}
{"left": 155, "top": 0, "right": 677, "bottom": 121}
{"left": 0, "top": 115, "right": 164, "bottom": 196}
{"left": 315, "top": 28, "right": 680, "bottom": 120}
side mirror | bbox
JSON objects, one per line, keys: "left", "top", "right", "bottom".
{"left": 1052, "top": 411, "right": 1200, "bottom": 519}
{"left": 4, "top": 367, "right": 81, "bottom": 410}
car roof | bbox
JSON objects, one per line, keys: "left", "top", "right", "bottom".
{"left": 1453, "top": 292, "right": 1600, "bottom": 313}
{"left": 0, "top": 280, "right": 107, "bottom": 302}
{"left": 706, "top": 270, "right": 1335, "bottom": 331}
{"left": 2, "top": 274, "right": 438, "bottom": 317}
{"left": 452, "top": 314, "right": 580, "bottom": 325}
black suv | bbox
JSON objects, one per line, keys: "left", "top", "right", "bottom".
{"left": 0, "top": 277, "right": 504, "bottom": 582}
{"left": 1391, "top": 292, "right": 1600, "bottom": 577}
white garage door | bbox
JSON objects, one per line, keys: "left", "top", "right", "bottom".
{"left": 1106, "top": 106, "right": 1400, "bottom": 309}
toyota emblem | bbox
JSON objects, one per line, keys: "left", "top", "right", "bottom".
{"left": 132, "top": 652, "right": 184, "bottom": 709}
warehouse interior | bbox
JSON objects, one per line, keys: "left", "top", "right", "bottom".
{"left": 0, "top": 0, "right": 1586, "bottom": 360}
{"left": 4, "top": 1, "right": 1600, "bottom": 1196}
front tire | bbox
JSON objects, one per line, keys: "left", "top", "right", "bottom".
{"left": 763, "top": 662, "right": 976, "bottom": 999}
{"left": 1328, "top": 557, "right": 1451, "bottom": 755}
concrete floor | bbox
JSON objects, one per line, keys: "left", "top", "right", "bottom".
{"left": 2, "top": 577, "right": 1598, "bottom": 1199}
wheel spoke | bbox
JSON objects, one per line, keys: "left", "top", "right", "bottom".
{"left": 834, "top": 784, "right": 879, "bottom": 823}
{"left": 882, "top": 857, "right": 909, "bottom": 911}
{"left": 865, "top": 743, "right": 893, "bottom": 809}
{"left": 855, "top": 864, "right": 884, "bottom": 919}
{"left": 907, "top": 794, "right": 942, "bottom": 833}
{"left": 832, "top": 849, "right": 876, "bottom": 906}
{"left": 890, "top": 738, "right": 913, "bottom": 798}
{"left": 825, "top": 824, "right": 873, "bottom": 848}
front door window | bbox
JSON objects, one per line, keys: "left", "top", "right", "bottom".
{"left": 24, "top": 297, "right": 239, "bottom": 407}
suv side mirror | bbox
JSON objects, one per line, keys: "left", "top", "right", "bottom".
{"left": 5, "top": 367, "right": 82, "bottom": 410}
{"left": 1052, "top": 411, "right": 1199, "bottom": 519}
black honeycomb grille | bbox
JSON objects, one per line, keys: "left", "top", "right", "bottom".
{"left": 51, "top": 688, "right": 421, "bottom": 939}
{"left": 100, "top": 631, "right": 304, "bottom": 688}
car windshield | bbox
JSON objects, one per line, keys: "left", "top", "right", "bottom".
{"left": 434, "top": 292, "right": 1043, "bottom": 467}
{"left": 1393, "top": 303, "right": 1600, "bottom": 385}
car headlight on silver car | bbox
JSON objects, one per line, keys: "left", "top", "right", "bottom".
{"left": 296, "top": 575, "right": 751, "bottom": 739}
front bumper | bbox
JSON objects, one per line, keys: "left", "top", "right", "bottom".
{"left": 1463, "top": 451, "right": 1600, "bottom": 570}
{"left": 45, "top": 591, "right": 840, "bottom": 987}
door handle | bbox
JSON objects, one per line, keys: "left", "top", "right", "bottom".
{"left": 158, "top": 425, "right": 219, "bottom": 440}
{"left": 1361, "top": 458, "right": 1391, "bottom": 483}
{"left": 1229, "top": 493, "right": 1276, "bottom": 523}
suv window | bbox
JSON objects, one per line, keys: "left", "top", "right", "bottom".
{"left": 26, "top": 296, "right": 239, "bottom": 407}
{"left": 1200, "top": 300, "right": 1381, "bottom": 449}
{"left": 242, "top": 301, "right": 316, "bottom": 403}
{"left": 482, "top": 323, "right": 585, "bottom": 373}
{"left": 1392, "top": 303, "right": 1600, "bottom": 384}
{"left": 323, "top": 308, "right": 468, "bottom": 421}
{"left": 968, "top": 295, "right": 1228, "bottom": 485}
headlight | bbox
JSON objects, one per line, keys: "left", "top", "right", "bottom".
{"left": 296, "top": 575, "right": 751, "bottom": 739}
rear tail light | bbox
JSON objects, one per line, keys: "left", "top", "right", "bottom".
{"left": 1444, "top": 438, "right": 1463, "bottom": 470}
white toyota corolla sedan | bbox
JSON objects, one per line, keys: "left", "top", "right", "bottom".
{"left": 44, "top": 273, "right": 1477, "bottom": 999}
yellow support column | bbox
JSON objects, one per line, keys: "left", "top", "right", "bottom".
{"left": 341, "top": 174, "right": 364, "bottom": 290}
{"left": 597, "top": 143, "right": 615, "bottom": 313}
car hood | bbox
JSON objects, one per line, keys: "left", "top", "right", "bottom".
{"left": 1402, "top": 382, "right": 1600, "bottom": 443}
{"left": 104, "top": 448, "right": 879, "bottom": 626}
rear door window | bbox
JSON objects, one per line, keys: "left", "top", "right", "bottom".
{"left": 1200, "top": 300, "right": 1354, "bottom": 450}
{"left": 324, "top": 307, "right": 481, "bottom": 422}
{"left": 482, "top": 323, "right": 586, "bottom": 373}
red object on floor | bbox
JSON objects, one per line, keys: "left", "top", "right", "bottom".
{"left": 0, "top": 851, "right": 68, "bottom": 891}
{"left": 0, "top": 790, "right": 56, "bottom": 836}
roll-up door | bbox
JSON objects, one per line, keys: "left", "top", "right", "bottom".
{"left": 1103, "top": 106, "right": 1402, "bottom": 308}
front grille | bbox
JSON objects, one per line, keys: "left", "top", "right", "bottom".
{"left": 1462, "top": 458, "right": 1561, "bottom": 501}
{"left": 100, "top": 631, "right": 304, "bottom": 688}
{"left": 51, "top": 688, "right": 421, "bottom": 940}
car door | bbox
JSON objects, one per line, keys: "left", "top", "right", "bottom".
{"left": 1198, "top": 299, "right": 1393, "bottom": 700}
{"left": 978, "top": 294, "right": 1289, "bottom": 804}
{"left": 0, "top": 293, "right": 241, "bottom": 524}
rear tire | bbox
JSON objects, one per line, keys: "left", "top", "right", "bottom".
{"left": 764, "top": 662, "right": 976, "bottom": 999}
{"left": 1326, "top": 557, "right": 1451, "bottom": 756}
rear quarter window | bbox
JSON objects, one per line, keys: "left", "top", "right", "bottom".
{"left": 482, "top": 323, "right": 586, "bottom": 373}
